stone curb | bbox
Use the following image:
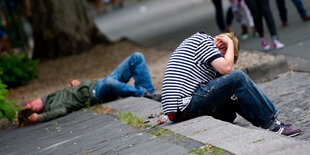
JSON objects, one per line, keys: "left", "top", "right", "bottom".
{"left": 242, "top": 54, "right": 288, "bottom": 82}
{"left": 104, "top": 97, "right": 310, "bottom": 155}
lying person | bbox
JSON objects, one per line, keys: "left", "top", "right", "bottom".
{"left": 19, "top": 52, "right": 161, "bottom": 127}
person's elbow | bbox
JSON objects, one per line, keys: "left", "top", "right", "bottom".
{"left": 217, "top": 65, "right": 232, "bottom": 75}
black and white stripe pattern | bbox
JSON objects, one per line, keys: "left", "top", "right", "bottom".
{"left": 162, "top": 32, "right": 223, "bottom": 114}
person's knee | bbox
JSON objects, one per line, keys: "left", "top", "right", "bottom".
{"left": 103, "top": 77, "right": 118, "bottom": 89}
{"left": 230, "top": 70, "right": 249, "bottom": 80}
{"left": 131, "top": 52, "right": 144, "bottom": 62}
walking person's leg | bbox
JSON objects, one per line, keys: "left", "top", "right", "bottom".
{"left": 212, "top": 0, "right": 226, "bottom": 33}
{"left": 276, "top": 0, "right": 288, "bottom": 26}
{"left": 291, "top": 0, "right": 310, "bottom": 21}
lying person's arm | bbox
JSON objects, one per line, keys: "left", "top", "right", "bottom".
{"left": 68, "top": 80, "right": 80, "bottom": 87}
{"left": 28, "top": 107, "right": 67, "bottom": 122}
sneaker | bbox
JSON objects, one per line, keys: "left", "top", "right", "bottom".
{"left": 269, "top": 121, "right": 301, "bottom": 137}
{"left": 273, "top": 40, "right": 285, "bottom": 49}
{"left": 143, "top": 91, "right": 162, "bottom": 102}
{"left": 261, "top": 37, "right": 270, "bottom": 51}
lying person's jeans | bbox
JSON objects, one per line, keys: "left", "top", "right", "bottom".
{"left": 174, "top": 70, "right": 278, "bottom": 129}
{"left": 94, "top": 52, "right": 155, "bottom": 103}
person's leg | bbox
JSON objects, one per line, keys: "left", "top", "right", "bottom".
{"left": 94, "top": 77, "right": 145, "bottom": 102}
{"left": 259, "top": 0, "right": 277, "bottom": 37}
{"left": 108, "top": 52, "right": 155, "bottom": 93}
{"left": 259, "top": 0, "right": 285, "bottom": 49}
{"left": 226, "top": 7, "right": 234, "bottom": 32}
{"left": 94, "top": 52, "right": 156, "bottom": 102}
{"left": 291, "top": 0, "right": 307, "bottom": 19}
{"left": 177, "top": 70, "right": 278, "bottom": 128}
{"left": 212, "top": 0, "right": 226, "bottom": 33}
{"left": 276, "top": 0, "right": 288, "bottom": 25}
{"left": 244, "top": 0, "right": 264, "bottom": 37}
{"left": 241, "top": 0, "right": 254, "bottom": 28}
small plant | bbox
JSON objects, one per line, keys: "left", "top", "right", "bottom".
{"left": 0, "top": 77, "right": 21, "bottom": 123}
{"left": 188, "top": 144, "right": 227, "bottom": 155}
{"left": 117, "top": 112, "right": 144, "bottom": 128}
{"left": 0, "top": 53, "right": 39, "bottom": 88}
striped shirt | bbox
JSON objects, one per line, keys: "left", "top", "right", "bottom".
{"left": 161, "top": 32, "right": 223, "bottom": 114}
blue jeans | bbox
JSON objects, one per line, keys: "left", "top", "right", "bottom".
{"left": 174, "top": 70, "right": 278, "bottom": 129}
{"left": 93, "top": 52, "right": 155, "bottom": 102}
{"left": 276, "top": 0, "right": 307, "bottom": 21}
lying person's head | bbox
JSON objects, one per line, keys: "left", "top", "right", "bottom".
{"left": 18, "top": 98, "right": 44, "bottom": 127}
{"left": 23, "top": 98, "right": 44, "bottom": 112}
{"left": 18, "top": 108, "right": 35, "bottom": 127}
{"left": 215, "top": 32, "right": 240, "bottom": 64}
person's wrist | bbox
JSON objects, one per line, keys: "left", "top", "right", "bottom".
{"left": 37, "top": 114, "right": 44, "bottom": 122}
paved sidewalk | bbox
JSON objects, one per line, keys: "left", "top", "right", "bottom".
{"left": 0, "top": 110, "right": 200, "bottom": 154}
{"left": 105, "top": 75, "right": 310, "bottom": 155}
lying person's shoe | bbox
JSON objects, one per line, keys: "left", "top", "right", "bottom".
{"left": 269, "top": 120, "right": 301, "bottom": 137}
{"left": 143, "top": 91, "right": 162, "bottom": 102}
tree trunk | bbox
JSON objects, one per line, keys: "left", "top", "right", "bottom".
{"left": 31, "top": 0, "right": 110, "bottom": 59}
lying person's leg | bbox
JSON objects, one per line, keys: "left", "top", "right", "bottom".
{"left": 108, "top": 52, "right": 155, "bottom": 93}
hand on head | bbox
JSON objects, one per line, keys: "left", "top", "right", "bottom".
{"left": 28, "top": 113, "right": 39, "bottom": 123}
{"left": 214, "top": 34, "right": 233, "bottom": 55}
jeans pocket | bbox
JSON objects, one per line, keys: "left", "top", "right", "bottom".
{"left": 193, "top": 84, "right": 215, "bottom": 97}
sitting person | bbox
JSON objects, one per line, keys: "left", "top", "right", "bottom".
{"left": 19, "top": 52, "right": 161, "bottom": 127}
{"left": 161, "top": 30, "right": 301, "bottom": 137}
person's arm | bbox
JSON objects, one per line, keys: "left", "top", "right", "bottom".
{"left": 28, "top": 107, "right": 67, "bottom": 122}
{"left": 211, "top": 34, "right": 234, "bottom": 75}
{"left": 68, "top": 80, "right": 80, "bottom": 87}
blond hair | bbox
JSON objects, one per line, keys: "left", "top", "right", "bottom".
{"left": 224, "top": 32, "right": 239, "bottom": 64}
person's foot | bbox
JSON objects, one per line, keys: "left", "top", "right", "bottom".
{"left": 269, "top": 121, "right": 301, "bottom": 137}
{"left": 282, "top": 21, "right": 288, "bottom": 27}
{"left": 273, "top": 40, "right": 285, "bottom": 49}
{"left": 143, "top": 91, "right": 162, "bottom": 102}
{"left": 241, "top": 25, "right": 249, "bottom": 40}
{"left": 226, "top": 25, "right": 232, "bottom": 33}
{"left": 261, "top": 37, "right": 270, "bottom": 51}
{"left": 302, "top": 16, "right": 310, "bottom": 21}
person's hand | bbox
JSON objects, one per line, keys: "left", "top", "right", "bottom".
{"left": 68, "top": 80, "right": 80, "bottom": 87}
{"left": 28, "top": 113, "right": 39, "bottom": 123}
{"left": 215, "top": 34, "right": 233, "bottom": 55}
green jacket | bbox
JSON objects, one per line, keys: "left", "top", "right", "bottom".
{"left": 38, "top": 80, "right": 98, "bottom": 122}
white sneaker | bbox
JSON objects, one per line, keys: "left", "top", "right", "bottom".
{"left": 261, "top": 37, "right": 270, "bottom": 51}
{"left": 273, "top": 40, "right": 285, "bottom": 49}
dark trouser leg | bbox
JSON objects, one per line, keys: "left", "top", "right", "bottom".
{"left": 176, "top": 70, "right": 278, "bottom": 129}
{"left": 276, "top": 0, "right": 288, "bottom": 22}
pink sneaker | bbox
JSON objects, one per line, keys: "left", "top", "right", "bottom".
{"left": 273, "top": 40, "right": 285, "bottom": 49}
{"left": 261, "top": 37, "right": 270, "bottom": 51}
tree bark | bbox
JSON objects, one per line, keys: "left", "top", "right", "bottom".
{"left": 31, "top": 0, "right": 110, "bottom": 59}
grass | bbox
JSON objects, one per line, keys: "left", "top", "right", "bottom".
{"left": 188, "top": 144, "right": 227, "bottom": 155}
{"left": 252, "top": 138, "right": 265, "bottom": 143}
{"left": 93, "top": 107, "right": 230, "bottom": 155}
{"left": 117, "top": 112, "right": 144, "bottom": 128}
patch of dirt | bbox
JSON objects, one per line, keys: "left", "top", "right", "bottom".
{"left": 3, "top": 40, "right": 275, "bottom": 128}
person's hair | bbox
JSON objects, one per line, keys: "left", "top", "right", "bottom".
{"left": 18, "top": 108, "right": 35, "bottom": 127}
{"left": 224, "top": 32, "right": 240, "bottom": 64}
